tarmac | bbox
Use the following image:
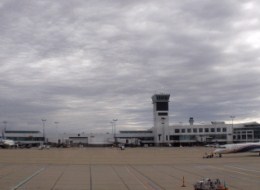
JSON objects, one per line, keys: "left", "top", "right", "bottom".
{"left": 0, "top": 147, "right": 259, "bottom": 190}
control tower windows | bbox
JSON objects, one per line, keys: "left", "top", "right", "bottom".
{"left": 158, "top": 112, "right": 168, "bottom": 116}
{"left": 156, "top": 102, "right": 168, "bottom": 111}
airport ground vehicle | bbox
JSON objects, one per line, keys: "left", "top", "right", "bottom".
{"left": 194, "top": 178, "right": 229, "bottom": 190}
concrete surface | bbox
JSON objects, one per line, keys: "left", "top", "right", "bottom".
{"left": 0, "top": 147, "right": 259, "bottom": 189}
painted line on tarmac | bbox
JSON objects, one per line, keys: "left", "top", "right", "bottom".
{"left": 89, "top": 165, "right": 93, "bottom": 190}
{"left": 127, "top": 165, "right": 164, "bottom": 190}
{"left": 50, "top": 168, "right": 65, "bottom": 190}
{"left": 11, "top": 167, "right": 45, "bottom": 190}
{"left": 210, "top": 166, "right": 260, "bottom": 178}
{"left": 112, "top": 166, "right": 130, "bottom": 190}
{"left": 125, "top": 166, "right": 148, "bottom": 189}
{"left": 225, "top": 165, "right": 260, "bottom": 173}
{"left": 210, "top": 165, "right": 248, "bottom": 176}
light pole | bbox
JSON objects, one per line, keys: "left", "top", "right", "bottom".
{"left": 54, "top": 121, "right": 59, "bottom": 144}
{"left": 2, "top": 121, "right": 7, "bottom": 138}
{"left": 42, "top": 119, "right": 46, "bottom": 144}
{"left": 230, "top": 116, "right": 235, "bottom": 129}
{"left": 110, "top": 121, "right": 114, "bottom": 135}
{"left": 3, "top": 121, "right": 7, "bottom": 130}
{"left": 3, "top": 121, "right": 7, "bottom": 128}
{"left": 113, "top": 119, "right": 118, "bottom": 144}
{"left": 230, "top": 116, "right": 235, "bottom": 142}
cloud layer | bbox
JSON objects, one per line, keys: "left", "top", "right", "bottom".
{"left": 1, "top": 0, "right": 260, "bottom": 133}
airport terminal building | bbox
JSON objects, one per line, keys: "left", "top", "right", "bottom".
{"left": 116, "top": 94, "right": 260, "bottom": 146}
{"left": 3, "top": 130, "right": 43, "bottom": 147}
{"left": 2, "top": 94, "right": 260, "bottom": 147}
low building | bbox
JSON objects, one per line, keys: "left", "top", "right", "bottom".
{"left": 233, "top": 122, "right": 260, "bottom": 143}
{"left": 117, "top": 130, "right": 154, "bottom": 146}
{"left": 116, "top": 122, "right": 260, "bottom": 146}
{"left": 59, "top": 133, "right": 114, "bottom": 147}
{"left": 168, "top": 122, "right": 232, "bottom": 146}
{"left": 4, "top": 130, "right": 43, "bottom": 146}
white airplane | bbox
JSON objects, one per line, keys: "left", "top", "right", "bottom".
{"left": 0, "top": 129, "right": 16, "bottom": 148}
{"left": 0, "top": 138, "right": 16, "bottom": 148}
{"left": 214, "top": 142, "right": 260, "bottom": 157}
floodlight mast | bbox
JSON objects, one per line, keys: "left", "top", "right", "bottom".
{"left": 2, "top": 121, "right": 7, "bottom": 138}
{"left": 3, "top": 121, "right": 7, "bottom": 130}
{"left": 230, "top": 116, "right": 235, "bottom": 141}
{"left": 113, "top": 119, "right": 118, "bottom": 144}
{"left": 230, "top": 116, "right": 235, "bottom": 129}
{"left": 110, "top": 121, "right": 114, "bottom": 135}
{"left": 42, "top": 119, "right": 46, "bottom": 144}
{"left": 54, "top": 121, "right": 59, "bottom": 143}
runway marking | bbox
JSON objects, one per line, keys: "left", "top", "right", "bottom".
{"left": 11, "top": 167, "right": 45, "bottom": 190}
{"left": 112, "top": 166, "right": 130, "bottom": 190}
{"left": 125, "top": 166, "right": 148, "bottom": 189}
{"left": 210, "top": 166, "right": 260, "bottom": 178}
{"left": 127, "top": 165, "right": 164, "bottom": 190}
{"left": 50, "top": 166, "right": 66, "bottom": 190}
{"left": 89, "top": 165, "right": 93, "bottom": 190}
{"left": 225, "top": 165, "right": 260, "bottom": 173}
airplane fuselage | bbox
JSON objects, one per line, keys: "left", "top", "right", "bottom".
{"left": 214, "top": 142, "right": 260, "bottom": 156}
{"left": 0, "top": 139, "right": 16, "bottom": 148}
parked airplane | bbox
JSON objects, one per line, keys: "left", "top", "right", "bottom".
{"left": 214, "top": 142, "right": 260, "bottom": 157}
{"left": 0, "top": 138, "right": 16, "bottom": 148}
{"left": 0, "top": 128, "right": 16, "bottom": 148}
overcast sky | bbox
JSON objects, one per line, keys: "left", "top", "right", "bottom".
{"left": 1, "top": 0, "right": 260, "bottom": 134}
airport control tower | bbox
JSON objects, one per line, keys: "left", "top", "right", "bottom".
{"left": 152, "top": 94, "right": 170, "bottom": 146}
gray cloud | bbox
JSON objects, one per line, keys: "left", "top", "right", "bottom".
{"left": 1, "top": 0, "right": 260, "bottom": 133}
